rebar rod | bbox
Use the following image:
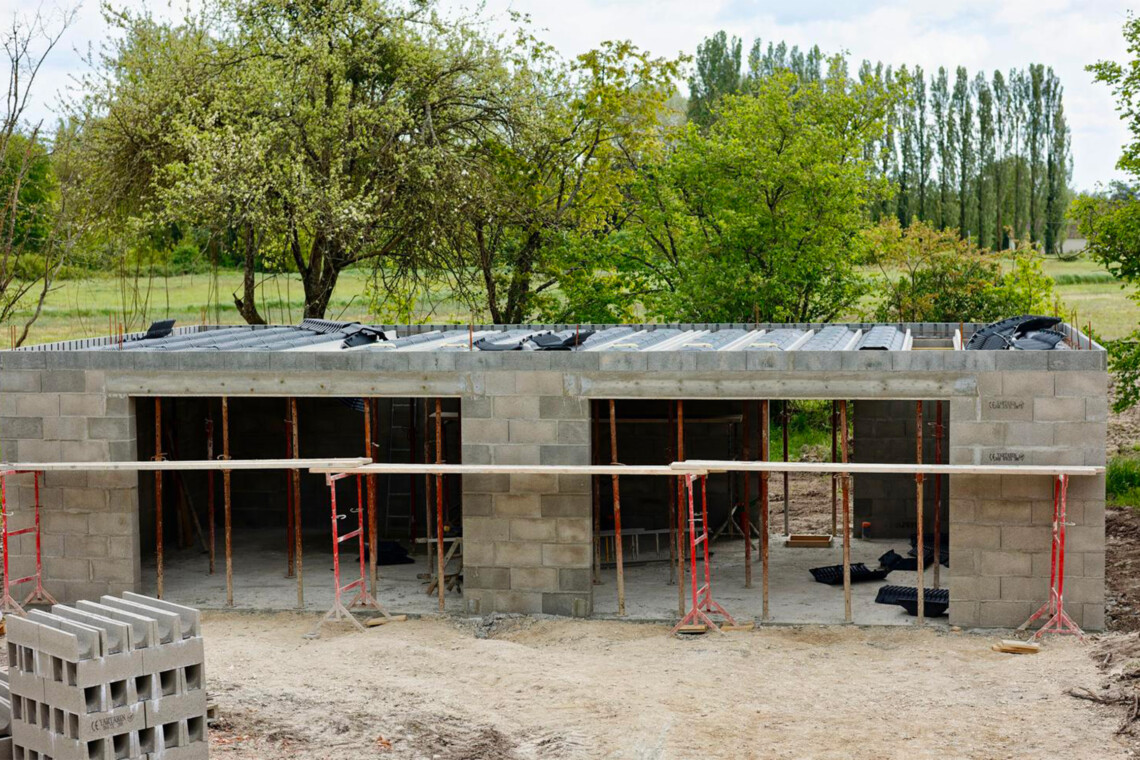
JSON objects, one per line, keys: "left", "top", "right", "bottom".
{"left": 609, "top": 399, "right": 626, "bottom": 616}
{"left": 223, "top": 396, "right": 233, "bottom": 607}
{"left": 743, "top": 400, "right": 753, "bottom": 589}
{"left": 155, "top": 398, "right": 164, "bottom": 599}
{"left": 840, "top": 400, "right": 851, "bottom": 623}
{"left": 916, "top": 400, "right": 925, "bottom": 624}
{"left": 761, "top": 399, "right": 770, "bottom": 621}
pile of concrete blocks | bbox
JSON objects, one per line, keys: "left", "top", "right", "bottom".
{"left": 6, "top": 592, "right": 206, "bottom": 760}
{"left": 0, "top": 670, "right": 12, "bottom": 758}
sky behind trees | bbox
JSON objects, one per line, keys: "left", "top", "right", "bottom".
{"left": 8, "top": 0, "right": 1134, "bottom": 191}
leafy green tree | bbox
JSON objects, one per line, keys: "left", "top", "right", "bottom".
{"left": 81, "top": 0, "right": 512, "bottom": 321}
{"left": 629, "top": 66, "right": 892, "bottom": 322}
{"left": 1078, "top": 12, "right": 1140, "bottom": 409}
{"left": 0, "top": 8, "right": 77, "bottom": 345}
{"left": 687, "top": 31, "right": 741, "bottom": 128}
{"left": 445, "top": 39, "right": 680, "bottom": 324}
{"left": 865, "top": 218, "right": 1054, "bottom": 322}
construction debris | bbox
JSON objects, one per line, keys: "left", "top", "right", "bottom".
{"left": 992, "top": 639, "right": 1041, "bottom": 654}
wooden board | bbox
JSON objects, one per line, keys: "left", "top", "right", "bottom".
{"left": 673, "top": 459, "right": 1103, "bottom": 477}
{"left": 1, "top": 458, "right": 372, "bottom": 473}
{"left": 785, "top": 534, "right": 833, "bottom": 548}
{"left": 992, "top": 639, "right": 1040, "bottom": 654}
{"left": 365, "top": 615, "right": 408, "bottom": 627}
{"left": 308, "top": 463, "right": 697, "bottom": 477}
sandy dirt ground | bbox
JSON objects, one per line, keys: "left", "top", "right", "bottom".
{"left": 204, "top": 612, "right": 1129, "bottom": 760}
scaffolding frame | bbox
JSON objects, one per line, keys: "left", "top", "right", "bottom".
{"left": 0, "top": 469, "right": 57, "bottom": 615}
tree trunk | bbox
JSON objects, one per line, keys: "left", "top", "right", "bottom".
{"left": 233, "top": 226, "right": 266, "bottom": 325}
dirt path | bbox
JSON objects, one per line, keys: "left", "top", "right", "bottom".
{"left": 204, "top": 612, "right": 1127, "bottom": 759}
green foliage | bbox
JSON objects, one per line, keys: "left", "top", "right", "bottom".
{"left": 866, "top": 218, "right": 1054, "bottom": 322}
{"left": 1108, "top": 456, "right": 1140, "bottom": 504}
{"left": 627, "top": 68, "right": 891, "bottom": 323}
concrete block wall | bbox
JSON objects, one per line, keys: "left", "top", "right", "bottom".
{"left": 948, "top": 367, "right": 1106, "bottom": 629}
{"left": 0, "top": 362, "right": 139, "bottom": 601}
{"left": 462, "top": 371, "right": 593, "bottom": 617}
{"left": 0, "top": 328, "right": 1109, "bottom": 629}
{"left": 853, "top": 399, "right": 950, "bottom": 539}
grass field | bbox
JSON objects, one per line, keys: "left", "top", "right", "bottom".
{"left": 4, "top": 253, "right": 1140, "bottom": 347}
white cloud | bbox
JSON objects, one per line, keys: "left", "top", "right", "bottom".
{"left": 5, "top": 0, "right": 1133, "bottom": 189}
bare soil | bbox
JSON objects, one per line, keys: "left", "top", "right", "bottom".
{"left": 1108, "top": 506, "right": 1140, "bottom": 633}
{"left": 204, "top": 612, "right": 1128, "bottom": 759}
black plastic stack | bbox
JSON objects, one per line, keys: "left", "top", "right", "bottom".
{"left": 965, "top": 315, "right": 1067, "bottom": 351}
{"left": 809, "top": 562, "right": 891, "bottom": 585}
{"left": 874, "top": 585, "right": 950, "bottom": 616}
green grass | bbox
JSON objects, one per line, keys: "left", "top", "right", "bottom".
{"left": 5, "top": 252, "right": 1140, "bottom": 346}
{"left": 5, "top": 269, "right": 474, "bottom": 346}
{"left": 1108, "top": 455, "right": 1140, "bottom": 506}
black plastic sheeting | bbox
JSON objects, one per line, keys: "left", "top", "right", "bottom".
{"left": 966, "top": 315, "right": 1067, "bottom": 351}
{"left": 809, "top": 563, "right": 892, "bottom": 585}
{"left": 874, "top": 585, "right": 950, "bottom": 617}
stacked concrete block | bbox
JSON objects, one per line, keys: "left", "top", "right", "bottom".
{"left": 462, "top": 369, "right": 593, "bottom": 618}
{"left": 0, "top": 670, "right": 12, "bottom": 758}
{"left": 7, "top": 592, "right": 206, "bottom": 760}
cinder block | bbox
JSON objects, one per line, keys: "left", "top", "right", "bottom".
{"left": 143, "top": 688, "right": 206, "bottom": 727}
{"left": 462, "top": 518, "right": 509, "bottom": 543}
{"left": 58, "top": 394, "right": 103, "bottom": 417}
{"left": 540, "top": 494, "right": 589, "bottom": 518}
{"left": 1000, "top": 525, "right": 1052, "bottom": 552}
{"left": 15, "top": 393, "right": 59, "bottom": 418}
{"left": 0, "top": 371, "right": 42, "bottom": 392}
{"left": 0, "top": 417, "right": 43, "bottom": 439}
{"left": 979, "top": 600, "right": 1033, "bottom": 628}
{"left": 493, "top": 542, "right": 542, "bottom": 566}
{"left": 491, "top": 396, "right": 541, "bottom": 419}
{"left": 514, "top": 372, "right": 564, "bottom": 396}
{"left": 461, "top": 418, "right": 509, "bottom": 444}
{"left": 951, "top": 524, "right": 999, "bottom": 550}
{"left": 1000, "top": 575, "right": 1049, "bottom": 601}
{"left": 555, "top": 518, "right": 590, "bottom": 543}
{"left": 464, "top": 566, "right": 509, "bottom": 590}
{"left": 949, "top": 576, "right": 1000, "bottom": 602}
{"left": 509, "top": 567, "right": 559, "bottom": 592}
{"left": 492, "top": 590, "right": 543, "bottom": 614}
{"left": 1002, "top": 372, "right": 1055, "bottom": 398}
{"left": 539, "top": 445, "right": 589, "bottom": 466}
{"left": 510, "top": 473, "right": 558, "bottom": 493}
{"left": 1054, "top": 372, "right": 1105, "bottom": 398}
{"left": 979, "top": 551, "right": 1032, "bottom": 577}
{"left": 510, "top": 518, "right": 556, "bottom": 542}
{"left": 538, "top": 396, "right": 588, "bottom": 420}
{"left": 1032, "top": 396, "right": 1085, "bottom": 422}
{"left": 491, "top": 445, "right": 541, "bottom": 466}
{"left": 541, "top": 544, "right": 590, "bottom": 567}
{"left": 507, "top": 419, "right": 558, "bottom": 444}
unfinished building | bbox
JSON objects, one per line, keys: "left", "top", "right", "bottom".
{"left": 0, "top": 320, "right": 1108, "bottom": 630}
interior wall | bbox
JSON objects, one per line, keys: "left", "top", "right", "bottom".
{"left": 852, "top": 399, "right": 950, "bottom": 539}
{"left": 136, "top": 396, "right": 461, "bottom": 556}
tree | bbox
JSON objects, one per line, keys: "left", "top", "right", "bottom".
{"left": 443, "top": 39, "right": 680, "bottom": 324}
{"left": 81, "top": 0, "right": 512, "bottom": 321}
{"left": 931, "top": 67, "right": 955, "bottom": 231}
{"left": 627, "top": 66, "right": 892, "bottom": 322}
{"left": 0, "top": 7, "right": 77, "bottom": 346}
{"left": 974, "top": 72, "right": 994, "bottom": 249}
{"left": 1080, "top": 12, "right": 1140, "bottom": 410}
{"left": 953, "top": 67, "right": 973, "bottom": 240}
{"left": 687, "top": 31, "right": 741, "bottom": 128}
{"left": 865, "top": 218, "right": 1054, "bottom": 322}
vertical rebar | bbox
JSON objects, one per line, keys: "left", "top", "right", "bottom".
{"left": 206, "top": 413, "right": 215, "bottom": 575}
{"left": 666, "top": 401, "right": 676, "bottom": 586}
{"left": 760, "top": 399, "right": 770, "bottom": 621}
{"left": 831, "top": 401, "right": 838, "bottom": 536}
{"left": 285, "top": 401, "right": 295, "bottom": 578}
{"left": 676, "top": 400, "right": 686, "bottom": 617}
{"left": 916, "top": 400, "right": 925, "bottom": 624}
{"left": 365, "top": 399, "right": 378, "bottom": 597}
{"left": 782, "top": 400, "right": 790, "bottom": 536}
{"left": 591, "top": 404, "right": 602, "bottom": 585}
{"left": 934, "top": 400, "right": 943, "bottom": 590}
{"left": 223, "top": 396, "right": 233, "bottom": 607}
{"left": 743, "top": 400, "right": 753, "bottom": 589}
{"left": 155, "top": 398, "right": 164, "bottom": 599}
{"left": 290, "top": 397, "right": 302, "bottom": 608}
{"left": 609, "top": 399, "right": 626, "bottom": 616}
{"left": 435, "top": 398, "right": 445, "bottom": 611}
{"left": 840, "top": 400, "right": 851, "bottom": 623}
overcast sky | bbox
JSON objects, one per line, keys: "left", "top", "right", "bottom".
{"left": 12, "top": 0, "right": 1138, "bottom": 191}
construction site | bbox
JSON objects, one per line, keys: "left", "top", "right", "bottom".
{"left": 0, "top": 317, "right": 1123, "bottom": 758}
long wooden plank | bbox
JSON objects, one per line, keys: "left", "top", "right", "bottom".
{"left": 1, "top": 457, "right": 372, "bottom": 472}
{"left": 672, "top": 460, "right": 1103, "bottom": 477}
{"left": 309, "top": 463, "right": 700, "bottom": 476}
